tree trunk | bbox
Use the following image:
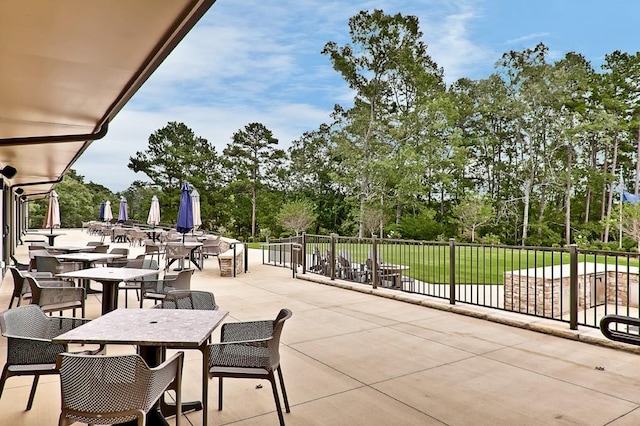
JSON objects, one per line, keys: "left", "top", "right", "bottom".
{"left": 521, "top": 163, "right": 535, "bottom": 246}
{"left": 565, "top": 145, "right": 573, "bottom": 245}
{"left": 358, "top": 100, "right": 376, "bottom": 239}
{"left": 636, "top": 122, "right": 640, "bottom": 196}
{"left": 537, "top": 183, "right": 547, "bottom": 240}
{"left": 604, "top": 137, "right": 619, "bottom": 243}
{"left": 251, "top": 183, "right": 257, "bottom": 237}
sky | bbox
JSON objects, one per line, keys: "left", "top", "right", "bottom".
{"left": 72, "top": 0, "right": 640, "bottom": 192}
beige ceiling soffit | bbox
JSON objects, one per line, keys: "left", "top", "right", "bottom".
{"left": 0, "top": 122, "right": 108, "bottom": 146}
{"left": 103, "top": 0, "right": 217, "bottom": 125}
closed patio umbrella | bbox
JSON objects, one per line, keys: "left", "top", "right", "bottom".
{"left": 118, "top": 197, "right": 128, "bottom": 223}
{"left": 147, "top": 195, "right": 161, "bottom": 227}
{"left": 104, "top": 200, "right": 113, "bottom": 222}
{"left": 44, "top": 190, "right": 60, "bottom": 233}
{"left": 191, "top": 188, "right": 201, "bottom": 230}
{"left": 98, "top": 201, "right": 105, "bottom": 221}
{"left": 176, "top": 182, "right": 193, "bottom": 239}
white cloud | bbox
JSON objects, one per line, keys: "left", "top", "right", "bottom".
{"left": 505, "top": 32, "right": 552, "bottom": 45}
{"left": 74, "top": 0, "right": 493, "bottom": 191}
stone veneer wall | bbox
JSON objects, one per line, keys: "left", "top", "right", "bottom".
{"left": 218, "top": 239, "right": 244, "bottom": 277}
{"left": 504, "top": 271, "right": 640, "bottom": 316}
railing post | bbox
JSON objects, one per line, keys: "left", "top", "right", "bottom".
{"left": 372, "top": 235, "right": 378, "bottom": 289}
{"left": 264, "top": 236, "right": 269, "bottom": 264}
{"left": 569, "top": 244, "right": 578, "bottom": 330}
{"left": 330, "top": 233, "right": 336, "bottom": 280}
{"left": 301, "top": 233, "right": 306, "bottom": 274}
{"left": 449, "top": 238, "right": 456, "bottom": 305}
{"left": 232, "top": 243, "right": 237, "bottom": 278}
{"left": 244, "top": 242, "right": 248, "bottom": 273}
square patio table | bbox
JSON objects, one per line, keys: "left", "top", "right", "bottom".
{"left": 57, "top": 267, "right": 159, "bottom": 315}
{"left": 53, "top": 308, "right": 228, "bottom": 426}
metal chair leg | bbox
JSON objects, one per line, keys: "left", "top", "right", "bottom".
{"left": 277, "top": 365, "right": 290, "bottom": 413}
{"left": 26, "top": 375, "right": 40, "bottom": 410}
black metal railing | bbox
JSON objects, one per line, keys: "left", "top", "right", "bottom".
{"left": 263, "top": 234, "right": 640, "bottom": 330}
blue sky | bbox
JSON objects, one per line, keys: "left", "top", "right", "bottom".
{"left": 73, "top": 0, "right": 640, "bottom": 191}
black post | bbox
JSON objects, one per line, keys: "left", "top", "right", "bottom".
{"left": 449, "top": 238, "right": 456, "bottom": 305}
{"left": 372, "top": 235, "right": 378, "bottom": 289}
{"left": 244, "top": 242, "right": 248, "bottom": 273}
{"left": 301, "top": 233, "right": 307, "bottom": 274}
{"left": 569, "top": 244, "right": 578, "bottom": 330}
{"left": 232, "top": 243, "right": 237, "bottom": 278}
{"left": 330, "top": 233, "right": 336, "bottom": 280}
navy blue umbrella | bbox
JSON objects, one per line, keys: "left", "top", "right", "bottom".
{"left": 176, "top": 182, "right": 194, "bottom": 235}
{"left": 98, "top": 201, "right": 105, "bottom": 221}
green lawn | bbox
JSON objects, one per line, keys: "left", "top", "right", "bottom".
{"left": 300, "top": 242, "right": 640, "bottom": 285}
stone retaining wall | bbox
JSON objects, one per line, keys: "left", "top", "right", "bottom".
{"left": 504, "top": 264, "right": 640, "bottom": 316}
{"left": 218, "top": 239, "right": 244, "bottom": 277}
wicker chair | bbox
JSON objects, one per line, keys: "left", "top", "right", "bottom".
{"left": 106, "top": 247, "right": 129, "bottom": 267}
{"left": 0, "top": 305, "right": 101, "bottom": 410}
{"left": 201, "top": 236, "right": 221, "bottom": 268}
{"left": 26, "top": 276, "right": 85, "bottom": 317}
{"left": 35, "top": 255, "right": 82, "bottom": 275}
{"left": 155, "top": 290, "right": 218, "bottom": 310}
{"left": 140, "top": 269, "right": 194, "bottom": 308}
{"left": 57, "top": 352, "right": 184, "bottom": 426}
{"left": 118, "top": 258, "right": 160, "bottom": 308}
{"left": 164, "top": 242, "right": 192, "bottom": 271}
{"left": 207, "top": 308, "right": 293, "bottom": 426}
{"left": 143, "top": 239, "right": 164, "bottom": 264}
{"left": 7, "top": 266, "right": 58, "bottom": 308}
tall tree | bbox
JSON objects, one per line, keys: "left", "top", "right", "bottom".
{"left": 322, "top": 9, "right": 443, "bottom": 237}
{"left": 128, "top": 121, "right": 220, "bottom": 225}
{"left": 223, "top": 122, "right": 286, "bottom": 237}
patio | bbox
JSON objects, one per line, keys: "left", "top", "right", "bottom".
{"left": 2, "top": 229, "right": 640, "bottom": 425}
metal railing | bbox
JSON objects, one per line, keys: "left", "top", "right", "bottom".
{"left": 264, "top": 234, "right": 640, "bottom": 330}
{"left": 261, "top": 241, "right": 303, "bottom": 278}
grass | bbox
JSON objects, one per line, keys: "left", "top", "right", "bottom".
{"left": 295, "top": 241, "right": 640, "bottom": 285}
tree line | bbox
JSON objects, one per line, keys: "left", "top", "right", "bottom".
{"left": 29, "top": 10, "right": 640, "bottom": 249}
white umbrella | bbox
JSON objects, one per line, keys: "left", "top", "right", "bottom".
{"left": 44, "top": 190, "right": 60, "bottom": 231}
{"left": 147, "top": 195, "right": 161, "bottom": 227}
{"left": 103, "top": 200, "right": 113, "bottom": 222}
{"left": 191, "top": 188, "right": 201, "bottom": 229}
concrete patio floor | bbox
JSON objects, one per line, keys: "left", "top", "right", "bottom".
{"left": 2, "top": 229, "right": 640, "bottom": 425}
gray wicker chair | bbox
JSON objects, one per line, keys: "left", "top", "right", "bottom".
{"left": 164, "top": 242, "right": 192, "bottom": 271}
{"left": 25, "top": 276, "right": 85, "bottom": 317}
{"left": 105, "top": 247, "right": 129, "bottom": 267}
{"left": 155, "top": 290, "right": 218, "bottom": 310}
{"left": 118, "top": 258, "right": 159, "bottom": 308}
{"left": 201, "top": 236, "right": 221, "bottom": 268}
{"left": 7, "top": 266, "right": 58, "bottom": 308}
{"left": 34, "top": 255, "right": 82, "bottom": 275}
{"left": 140, "top": 269, "right": 194, "bottom": 308}
{"left": 0, "top": 305, "right": 100, "bottom": 410}
{"left": 57, "top": 352, "right": 184, "bottom": 426}
{"left": 208, "top": 308, "right": 293, "bottom": 426}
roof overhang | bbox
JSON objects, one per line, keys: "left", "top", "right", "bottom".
{"left": 0, "top": 0, "right": 217, "bottom": 196}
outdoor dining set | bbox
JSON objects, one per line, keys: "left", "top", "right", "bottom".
{"left": 311, "top": 247, "right": 413, "bottom": 290}
{"left": 0, "top": 235, "right": 294, "bottom": 425}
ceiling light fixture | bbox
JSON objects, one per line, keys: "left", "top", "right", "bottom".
{"left": 0, "top": 165, "right": 17, "bottom": 179}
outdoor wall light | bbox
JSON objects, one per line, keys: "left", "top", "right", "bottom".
{"left": 0, "top": 165, "right": 17, "bottom": 179}
{"left": 15, "top": 188, "right": 24, "bottom": 195}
